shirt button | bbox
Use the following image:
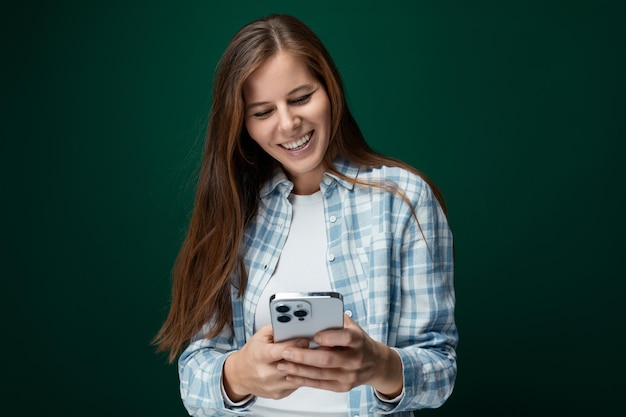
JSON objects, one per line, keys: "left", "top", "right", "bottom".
{"left": 345, "top": 310, "right": 353, "bottom": 318}
{"left": 329, "top": 215, "right": 337, "bottom": 223}
{"left": 324, "top": 178, "right": 332, "bottom": 186}
{"left": 327, "top": 253, "right": 335, "bottom": 262}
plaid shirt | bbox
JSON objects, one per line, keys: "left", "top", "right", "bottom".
{"left": 178, "top": 157, "right": 457, "bottom": 417}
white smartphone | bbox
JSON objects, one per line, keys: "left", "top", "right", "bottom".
{"left": 269, "top": 292, "right": 344, "bottom": 348}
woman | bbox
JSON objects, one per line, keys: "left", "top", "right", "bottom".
{"left": 154, "top": 14, "right": 457, "bottom": 417}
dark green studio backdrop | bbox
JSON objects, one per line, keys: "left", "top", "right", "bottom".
{"left": 3, "top": 0, "right": 625, "bottom": 415}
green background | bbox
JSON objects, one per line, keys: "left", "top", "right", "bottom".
{"left": 3, "top": 0, "right": 624, "bottom": 415}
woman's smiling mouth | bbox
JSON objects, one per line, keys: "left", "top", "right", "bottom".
{"left": 281, "top": 131, "right": 313, "bottom": 151}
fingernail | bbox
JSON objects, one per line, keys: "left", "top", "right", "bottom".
{"left": 297, "top": 339, "right": 309, "bottom": 348}
{"left": 282, "top": 350, "right": 292, "bottom": 359}
{"left": 277, "top": 363, "right": 288, "bottom": 371}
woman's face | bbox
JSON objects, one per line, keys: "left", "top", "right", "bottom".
{"left": 243, "top": 51, "right": 332, "bottom": 195}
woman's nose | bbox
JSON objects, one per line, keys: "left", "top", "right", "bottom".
{"left": 278, "top": 107, "right": 301, "bottom": 132}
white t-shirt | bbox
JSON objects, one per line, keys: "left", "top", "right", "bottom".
{"left": 251, "top": 191, "right": 349, "bottom": 417}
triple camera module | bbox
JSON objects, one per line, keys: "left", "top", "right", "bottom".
{"left": 274, "top": 303, "right": 309, "bottom": 323}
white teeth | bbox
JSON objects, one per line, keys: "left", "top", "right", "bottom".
{"left": 282, "top": 133, "right": 311, "bottom": 150}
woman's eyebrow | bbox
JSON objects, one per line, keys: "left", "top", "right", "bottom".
{"left": 287, "top": 83, "right": 316, "bottom": 96}
{"left": 245, "top": 84, "right": 316, "bottom": 110}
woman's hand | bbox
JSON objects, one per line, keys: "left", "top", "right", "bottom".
{"left": 223, "top": 324, "right": 309, "bottom": 401}
{"left": 276, "top": 314, "right": 404, "bottom": 398}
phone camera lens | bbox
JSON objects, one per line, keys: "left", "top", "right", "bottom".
{"left": 276, "top": 305, "right": 290, "bottom": 313}
{"left": 277, "top": 315, "right": 291, "bottom": 323}
{"left": 293, "top": 309, "right": 308, "bottom": 318}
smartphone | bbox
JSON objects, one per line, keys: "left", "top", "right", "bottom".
{"left": 270, "top": 292, "right": 344, "bottom": 348}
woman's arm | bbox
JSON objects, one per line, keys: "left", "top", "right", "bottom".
{"left": 391, "top": 178, "right": 457, "bottom": 410}
{"left": 178, "top": 324, "right": 241, "bottom": 415}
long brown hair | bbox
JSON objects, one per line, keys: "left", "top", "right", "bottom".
{"left": 153, "top": 14, "right": 446, "bottom": 363}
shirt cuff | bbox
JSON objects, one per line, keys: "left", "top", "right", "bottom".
{"left": 220, "top": 374, "right": 255, "bottom": 408}
{"left": 374, "top": 389, "right": 403, "bottom": 404}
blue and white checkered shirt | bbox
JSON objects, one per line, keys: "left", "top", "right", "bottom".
{"left": 178, "top": 157, "right": 457, "bottom": 417}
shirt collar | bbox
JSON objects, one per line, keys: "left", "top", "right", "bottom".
{"left": 323, "top": 155, "right": 359, "bottom": 191}
{"left": 259, "top": 155, "right": 360, "bottom": 199}
{"left": 259, "top": 168, "right": 293, "bottom": 199}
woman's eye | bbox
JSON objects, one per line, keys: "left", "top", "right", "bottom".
{"left": 253, "top": 109, "right": 273, "bottom": 118}
{"left": 292, "top": 93, "right": 313, "bottom": 105}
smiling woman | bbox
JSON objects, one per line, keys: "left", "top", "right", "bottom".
{"left": 153, "top": 13, "right": 457, "bottom": 417}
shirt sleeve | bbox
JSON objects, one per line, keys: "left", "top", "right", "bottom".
{"left": 374, "top": 175, "right": 458, "bottom": 413}
{"left": 178, "top": 324, "right": 256, "bottom": 416}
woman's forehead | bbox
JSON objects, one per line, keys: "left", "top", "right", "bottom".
{"left": 243, "top": 52, "right": 316, "bottom": 102}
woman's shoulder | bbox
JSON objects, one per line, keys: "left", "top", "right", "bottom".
{"left": 333, "top": 156, "right": 436, "bottom": 202}
{"left": 358, "top": 163, "right": 431, "bottom": 196}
